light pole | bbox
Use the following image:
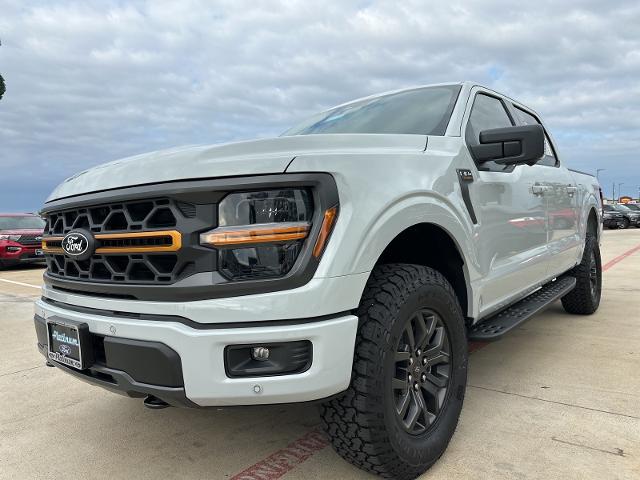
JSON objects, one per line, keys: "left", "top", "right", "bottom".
{"left": 612, "top": 182, "right": 615, "bottom": 203}
{"left": 596, "top": 168, "right": 605, "bottom": 180}
{"left": 617, "top": 183, "right": 624, "bottom": 203}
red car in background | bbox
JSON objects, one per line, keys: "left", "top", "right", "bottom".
{"left": 0, "top": 213, "right": 46, "bottom": 268}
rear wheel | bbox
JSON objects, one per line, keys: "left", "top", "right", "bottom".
{"left": 320, "top": 264, "right": 467, "bottom": 479}
{"left": 561, "top": 233, "right": 601, "bottom": 315}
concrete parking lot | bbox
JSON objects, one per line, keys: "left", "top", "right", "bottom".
{"left": 1, "top": 229, "right": 639, "bottom": 480}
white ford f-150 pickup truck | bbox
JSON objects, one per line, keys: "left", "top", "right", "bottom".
{"left": 36, "top": 81, "right": 602, "bottom": 479}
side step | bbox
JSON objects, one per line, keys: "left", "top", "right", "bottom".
{"left": 468, "top": 276, "right": 576, "bottom": 341}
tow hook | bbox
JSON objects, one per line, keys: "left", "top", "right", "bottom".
{"left": 143, "top": 395, "right": 171, "bottom": 410}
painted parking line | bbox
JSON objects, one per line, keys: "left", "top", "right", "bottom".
{"left": 602, "top": 242, "right": 640, "bottom": 272}
{"left": 230, "top": 429, "right": 329, "bottom": 480}
{"left": 230, "top": 242, "right": 640, "bottom": 479}
{"left": 469, "top": 341, "right": 489, "bottom": 353}
{"left": 0, "top": 278, "right": 41, "bottom": 290}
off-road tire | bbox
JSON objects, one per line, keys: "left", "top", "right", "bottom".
{"left": 320, "top": 264, "right": 468, "bottom": 479}
{"left": 561, "top": 233, "right": 601, "bottom": 314}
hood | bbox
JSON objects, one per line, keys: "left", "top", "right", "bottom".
{"left": 47, "top": 134, "right": 426, "bottom": 202}
{"left": 0, "top": 229, "right": 44, "bottom": 235}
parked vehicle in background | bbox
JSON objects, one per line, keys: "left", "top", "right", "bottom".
{"left": 35, "top": 82, "right": 603, "bottom": 479}
{"left": 602, "top": 205, "right": 625, "bottom": 229}
{"left": 624, "top": 203, "right": 640, "bottom": 213}
{"left": 0, "top": 213, "right": 46, "bottom": 268}
{"left": 603, "top": 204, "right": 640, "bottom": 229}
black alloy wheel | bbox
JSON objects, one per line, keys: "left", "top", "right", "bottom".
{"left": 393, "top": 309, "right": 451, "bottom": 435}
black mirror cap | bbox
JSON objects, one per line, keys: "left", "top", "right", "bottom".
{"left": 470, "top": 124, "right": 545, "bottom": 166}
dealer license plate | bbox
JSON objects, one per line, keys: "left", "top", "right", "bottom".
{"left": 46, "top": 320, "right": 90, "bottom": 370}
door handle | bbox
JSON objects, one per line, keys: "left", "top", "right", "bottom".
{"left": 532, "top": 185, "right": 548, "bottom": 195}
{"left": 566, "top": 186, "right": 577, "bottom": 196}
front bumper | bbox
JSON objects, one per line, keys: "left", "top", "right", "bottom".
{"left": 34, "top": 297, "right": 358, "bottom": 407}
{"left": 0, "top": 245, "right": 45, "bottom": 265}
{"left": 603, "top": 217, "right": 623, "bottom": 228}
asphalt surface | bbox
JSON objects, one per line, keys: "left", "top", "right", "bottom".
{"left": 1, "top": 229, "right": 639, "bottom": 479}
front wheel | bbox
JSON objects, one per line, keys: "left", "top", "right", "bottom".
{"left": 561, "top": 233, "right": 602, "bottom": 314}
{"left": 620, "top": 218, "right": 630, "bottom": 229}
{"left": 320, "top": 264, "right": 468, "bottom": 479}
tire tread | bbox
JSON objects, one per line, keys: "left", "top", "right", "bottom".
{"left": 561, "top": 233, "right": 601, "bottom": 315}
{"left": 320, "top": 264, "right": 463, "bottom": 479}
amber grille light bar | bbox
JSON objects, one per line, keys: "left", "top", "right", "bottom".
{"left": 42, "top": 230, "right": 182, "bottom": 254}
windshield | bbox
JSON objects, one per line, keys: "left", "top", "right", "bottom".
{"left": 614, "top": 205, "right": 632, "bottom": 212}
{"left": 624, "top": 204, "right": 639, "bottom": 211}
{"left": 0, "top": 216, "right": 45, "bottom": 230}
{"left": 282, "top": 85, "right": 461, "bottom": 136}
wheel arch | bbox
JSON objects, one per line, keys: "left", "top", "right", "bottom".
{"left": 373, "top": 222, "right": 472, "bottom": 319}
{"left": 586, "top": 206, "right": 599, "bottom": 240}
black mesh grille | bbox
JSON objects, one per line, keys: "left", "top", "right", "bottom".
{"left": 43, "top": 198, "right": 199, "bottom": 285}
{"left": 46, "top": 253, "right": 185, "bottom": 283}
{"left": 45, "top": 199, "right": 182, "bottom": 235}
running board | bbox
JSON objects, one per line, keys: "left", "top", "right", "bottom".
{"left": 468, "top": 276, "right": 577, "bottom": 341}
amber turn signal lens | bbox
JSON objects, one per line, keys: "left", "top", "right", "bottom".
{"left": 313, "top": 206, "right": 338, "bottom": 258}
{"left": 200, "top": 222, "right": 311, "bottom": 247}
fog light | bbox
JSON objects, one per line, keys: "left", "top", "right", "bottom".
{"left": 251, "top": 346, "right": 270, "bottom": 361}
{"left": 225, "top": 341, "right": 312, "bottom": 378}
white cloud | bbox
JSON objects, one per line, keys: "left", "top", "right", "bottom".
{"left": 1, "top": 0, "right": 639, "bottom": 210}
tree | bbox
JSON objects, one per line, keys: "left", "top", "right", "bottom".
{"left": 0, "top": 39, "right": 4, "bottom": 100}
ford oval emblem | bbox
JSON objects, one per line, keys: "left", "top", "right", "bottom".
{"left": 62, "top": 232, "right": 90, "bottom": 257}
{"left": 59, "top": 344, "right": 71, "bottom": 355}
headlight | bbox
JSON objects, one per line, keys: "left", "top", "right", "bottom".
{"left": 200, "top": 188, "right": 333, "bottom": 280}
{"left": 0, "top": 235, "right": 21, "bottom": 241}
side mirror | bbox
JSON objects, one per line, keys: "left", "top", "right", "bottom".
{"left": 469, "top": 124, "right": 545, "bottom": 165}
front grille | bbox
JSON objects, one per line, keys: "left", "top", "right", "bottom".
{"left": 17, "top": 234, "right": 43, "bottom": 246}
{"left": 45, "top": 198, "right": 194, "bottom": 235}
{"left": 46, "top": 253, "right": 185, "bottom": 283}
{"left": 43, "top": 197, "right": 207, "bottom": 285}
{"left": 39, "top": 173, "right": 336, "bottom": 301}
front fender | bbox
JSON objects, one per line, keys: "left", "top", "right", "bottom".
{"left": 287, "top": 148, "right": 480, "bottom": 315}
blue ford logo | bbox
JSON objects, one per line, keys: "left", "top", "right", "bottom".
{"left": 59, "top": 344, "right": 71, "bottom": 355}
{"left": 62, "top": 232, "right": 90, "bottom": 257}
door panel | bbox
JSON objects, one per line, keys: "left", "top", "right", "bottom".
{"left": 540, "top": 167, "right": 581, "bottom": 276}
{"left": 470, "top": 166, "right": 549, "bottom": 313}
{"left": 463, "top": 90, "right": 550, "bottom": 315}
{"left": 510, "top": 104, "right": 580, "bottom": 277}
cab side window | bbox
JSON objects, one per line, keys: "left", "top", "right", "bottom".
{"left": 465, "top": 94, "right": 514, "bottom": 172}
{"left": 513, "top": 107, "right": 558, "bottom": 167}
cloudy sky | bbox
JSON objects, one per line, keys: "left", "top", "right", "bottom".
{"left": 1, "top": 0, "right": 639, "bottom": 211}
